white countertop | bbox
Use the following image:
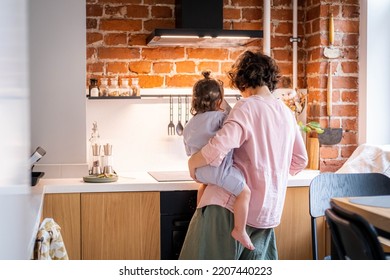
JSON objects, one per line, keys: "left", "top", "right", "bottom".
{"left": 0, "top": 169, "right": 319, "bottom": 259}
{"left": 42, "top": 169, "right": 320, "bottom": 193}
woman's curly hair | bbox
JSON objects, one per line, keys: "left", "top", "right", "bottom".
{"left": 228, "top": 50, "right": 280, "bottom": 92}
{"left": 191, "top": 70, "right": 224, "bottom": 115}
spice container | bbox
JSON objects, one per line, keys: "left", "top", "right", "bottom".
{"left": 109, "top": 77, "right": 119, "bottom": 96}
{"left": 89, "top": 122, "right": 102, "bottom": 175}
{"left": 131, "top": 78, "right": 140, "bottom": 96}
{"left": 100, "top": 77, "right": 109, "bottom": 97}
{"left": 89, "top": 78, "right": 100, "bottom": 97}
{"left": 120, "top": 78, "right": 131, "bottom": 96}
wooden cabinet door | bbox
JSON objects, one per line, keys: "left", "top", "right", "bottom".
{"left": 274, "top": 186, "right": 318, "bottom": 260}
{"left": 81, "top": 192, "right": 160, "bottom": 260}
{"left": 42, "top": 193, "right": 81, "bottom": 260}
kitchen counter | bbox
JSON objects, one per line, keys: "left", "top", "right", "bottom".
{"left": 43, "top": 169, "right": 320, "bottom": 193}
{"left": 0, "top": 169, "right": 319, "bottom": 259}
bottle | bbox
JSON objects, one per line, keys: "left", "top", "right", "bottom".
{"left": 89, "top": 78, "right": 100, "bottom": 97}
{"left": 109, "top": 77, "right": 119, "bottom": 96}
{"left": 120, "top": 78, "right": 131, "bottom": 96}
{"left": 100, "top": 78, "right": 109, "bottom": 97}
{"left": 131, "top": 78, "right": 140, "bottom": 96}
{"left": 89, "top": 122, "right": 102, "bottom": 175}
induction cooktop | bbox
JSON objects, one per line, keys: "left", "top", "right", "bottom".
{"left": 148, "top": 171, "right": 193, "bottom": 182}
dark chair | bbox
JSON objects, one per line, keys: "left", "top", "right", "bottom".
{"left": 309, "top": 172, "right": 390, "bottom": 260}
{"left": 325, "top": 201, "right": 389, "bottom": 260}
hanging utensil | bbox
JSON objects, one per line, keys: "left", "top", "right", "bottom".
{"left": 168, "top": 95, "right": 175, "bottom": 135}
{"left": 324, "top": 12, "right": 340, "bottom": 59}
{"left": 185, "top": 95, "right": 189, "bottom": 125}
{"left": 318, "top": 61, "right": 342, "bottom": 145}
{"left": 176, "top": 96, "right": 184, "bottom": 136}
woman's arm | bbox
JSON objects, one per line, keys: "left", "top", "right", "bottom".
{"left": 188, "top": 150, "right": 208, "bottom": 180}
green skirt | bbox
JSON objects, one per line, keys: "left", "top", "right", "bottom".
{"left": 179, "top": 205, "right": 278, "bottom": 260}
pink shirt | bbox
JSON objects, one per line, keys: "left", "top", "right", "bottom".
{"left": 198, "top": 95, "right": 308, "bottom": 228}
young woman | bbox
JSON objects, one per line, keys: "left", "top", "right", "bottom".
{"left": 179, "top": 51, "right": 308, "bottom": 260}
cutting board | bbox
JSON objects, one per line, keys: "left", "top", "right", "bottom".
{"left": 148, "top": 171, "right": 193, "bottom": 182}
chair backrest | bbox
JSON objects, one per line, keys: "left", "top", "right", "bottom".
{"left": 325, "top": 201, "right": 386, "bottom": 260}
{"left": 308, "top": 172, "right": 390, "bottom": 259}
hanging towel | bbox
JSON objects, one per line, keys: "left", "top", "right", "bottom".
{"left": 34, "top": 218, "right": 69, "bottom": 260}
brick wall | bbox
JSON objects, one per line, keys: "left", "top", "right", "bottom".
{"left": 86, "top": 0, "right": 360, "bottom": 171}
{"left": 304, "top": 0, "right": 359, "bottom": 171}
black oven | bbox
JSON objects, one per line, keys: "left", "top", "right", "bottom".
{"left": 160, "top": 190, "right": 197, "bottom": 260}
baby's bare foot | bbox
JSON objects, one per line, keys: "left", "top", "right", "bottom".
{"left": 231, "top": 228, "right": 255, "bottom": 250}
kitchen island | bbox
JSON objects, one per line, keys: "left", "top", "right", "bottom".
{"left": 0, "top": 169, "right": 319, "bottom": 260}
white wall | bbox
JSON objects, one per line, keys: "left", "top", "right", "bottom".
{"left": 86, "top": 90, "right": 239, "bottom": 174}
{"left": 0, "top": 0, "right": 30, "bottom": 187}
{"left": 29, "top": 0, "right": 87, "bottom": 177}
{"left": 359, "top": 0, "right": 390, "bottom": 145}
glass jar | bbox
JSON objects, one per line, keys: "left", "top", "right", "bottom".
{"left": 131, "top": 78, "right": 140, "bottom": 96}
{"left": 120, "top": 78, "right": 131, "bottom": 96}
{"left": 108, "top": 77, "right": 119, "bottom": 96}
{"left": 89, "top": 78, "right": 100, "bottom": 97}
{"left": 100, "top": 78, "right": 109, "bottom": 97}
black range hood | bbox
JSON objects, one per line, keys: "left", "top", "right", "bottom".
{"left": 146, "top": 0, "right": 263, "bottom": 48}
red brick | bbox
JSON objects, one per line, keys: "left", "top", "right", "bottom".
{"left": 272, "top": 49, "right": 292, "bottom": 61}
{"left": 342, "top": 118, "right": 358, "bottom": 131}
{"left": 129, "top": 34, "right": 148, "bottom": 46}
{"left": 87, "top": 32, "right": 103, "bottom": 45}
{"left": 242, "top": 8, "right": 262, "bottom": 21}
{"left": 231, "top": 0, "right": 261, "bottom": 7}
{"left": 126, "top": 5, "right": 149, "bottom": 18}
{"left": 274, "top": 21, "right": 293, "bottom": 36}
{"left": 320, "top": 146, "right": 339, "bottom": 159}
{"left": 104, "top": 5, "right": 127, "bottom": 16}
{"left": 320, "top": 159, "right": 346, "bottom": 173}
{"left": 98, "top": 47, "right": 140, "bottom": 59}
{"left": 332, "top": 76, "right": 358, "bottom": 90}
{"left": 107, "top": 62, "right": 129, "bottom": 74}
{"left": 104, "top": 33, "right": 127, "bottom": 45}
{"left": 187, "top": 48, "right": 229, "bottom": 60}
{"left": 198, "top": 62, "right": 219, "bottom": 73}
{"left": 342, "top": 34, "right": 359, "bottom": 46}
{"left": 153, "top": 62, "right": 173, "bottom": 74}
{"left": 176, "top": 61, "right": 196, "bottom": 73}
{"left": 306, "top": 5, "right": 320, "bottom": 21}
{"left": 144, "top": 19, "right": 175, "bottom": 32}
{"left": 129, "top": 61, "right": 151, "bottom": 74}
{"left": 87, "top": 4, "right": 103, "bottom": 17}
{"left": 86, "top": 47, "right": 97, "bottom": 60}
{"left": 271, "top": 9, "right": 293, "bottom": 21}
{"left": 87, "top": 18, "right": 98, "bottom": 29}
{"left": 87, "top": 62, "right": 104, "bottom": 73}
{"left": 336, "top": 19, "right": 359, "bottom": 33}
{"left": 270, "top": 36, "right": 291, "bottom": 48}
{"left": 340, "top": 131, "right": 357, "bottom": 145}
{"left": 100, "top": 19, "right": 142, "bottom": 32}
{"left": 142, "top": 48, "right": 185, "bottom": 60}
{"left": 151, "top": 6, "right": 173, "bottom": 18}
{"left": 99, "top": 0, "right": 141, "bottom": 3}
{"left": 342, "top": 5, "right": 360, "bottom": 18}
{"left": 232, "top": 21, "right": 262, "bottom": 30}
{"left": 166, "top": 75, "right": 199, "bottom": 87}
{"left": 224, "top": 8, "right": 241, "bottom": 20}
{"left": 341, "top": 145, "right": 358, "bottom": 158}
{"left": 341, "top": 90, "right": 358, "bottom": 103}
{"left": 333, "top": 104, "right": 357, "bottom": 117}
{"left": 144, "top": 0, "right": 174, "bottom": 4}
{"left": 139, "top": 75, "right": 164, "bottom": 88}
